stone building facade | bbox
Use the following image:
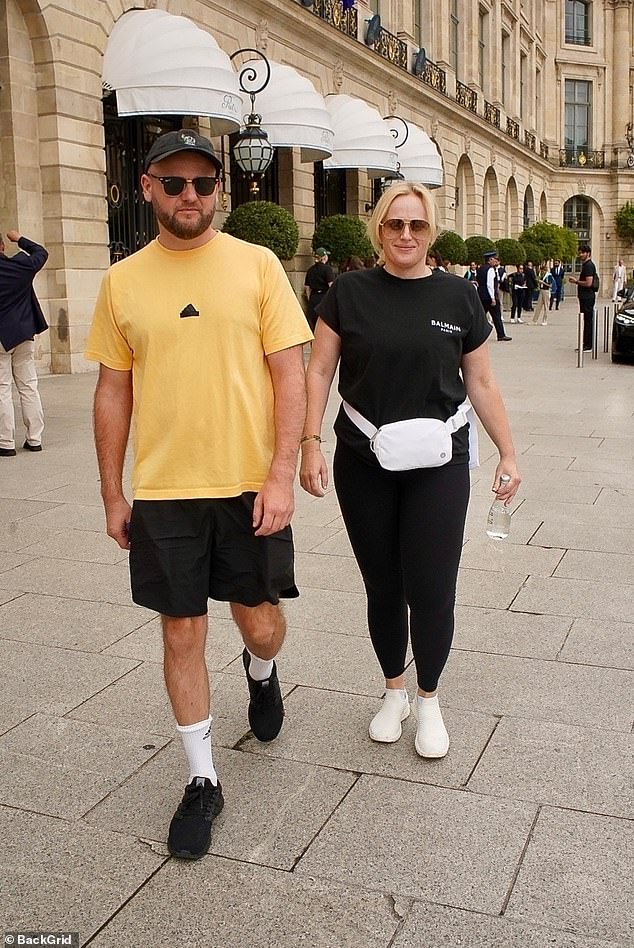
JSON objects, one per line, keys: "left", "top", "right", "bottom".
{"left": 1, "top": 0, "right": 632, "bottom": 373}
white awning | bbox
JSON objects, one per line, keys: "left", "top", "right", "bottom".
{"left": 239, "top": 60, "right": 334, "bottom": 162}
{"left": 323, "top": 95, "right": 398, "bottom": 177}
{"left": 384, "top": 118, "right": 443, "bottom": 188}
{"left": 102, "top": 10, "right": 242, "bottom": 134}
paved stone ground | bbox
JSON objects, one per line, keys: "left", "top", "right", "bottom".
{"left": 1, "top": 295, "right": 633, "bottom": 947}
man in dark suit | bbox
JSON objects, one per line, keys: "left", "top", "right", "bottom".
{"left": 476, "top": 249, "right": 512, "bottom": 342}
{"left": 0, "top": 230, "right": 49, "bottom": 457}
{"left": 550, "top": 260, "right": 565, "bottom": 310}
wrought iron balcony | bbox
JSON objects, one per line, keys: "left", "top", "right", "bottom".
{"left": 419, "top": 58, "right": 446, "bottom": 95}
{"left": 559, "top": 147, "right": 605, "bottom": 169}
{"left": 506, "top": 117, "right": 519, "bottom": 140}
{"left": 524, "top": 130, "right": 536, "bottom": 152}
{"left": 484, "top": 101, "right": 500, "bottom": 128}
{"left": 372, "top": 24, "right": 408, "bottom": 70}
{"left": 311, "top": 0, "right": 358, "bottom": 39}
{"left": 456, "top": 80, "right": 477, "bottom": 113}
{"left": 539, "top": 141, "right": 549, "bottom": 160}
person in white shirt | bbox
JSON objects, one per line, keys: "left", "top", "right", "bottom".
{"left": 612, "top": 259, "right": 626, "bottom": 302}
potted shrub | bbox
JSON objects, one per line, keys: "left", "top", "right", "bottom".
{"left": 312, "top": 215, "right": 374, "bottom": 269}
{"left": 222, "top": 201, "right": 299, "bottom": 260}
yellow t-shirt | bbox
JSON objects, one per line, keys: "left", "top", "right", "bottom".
{"left": 85, "top": 234, "right": 313, "bottom": 499}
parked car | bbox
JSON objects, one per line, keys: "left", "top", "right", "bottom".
{"left": 612, "top": 285, "right": 634, "bottom": 363}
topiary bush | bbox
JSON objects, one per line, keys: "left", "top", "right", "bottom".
{"left": 464, "top": 235, "right": 496, "bottom": 262}
{"left": 222, "top": 201, "right": 299, "bottom": 260}
{"left": 432, "top": 231, "right": 468, "bottom": 266}
{"left": 496, "top": 238, "right": 526, "bottom": 266}
{"left": 312, "top": 215, "right": 374, "bottom": 268}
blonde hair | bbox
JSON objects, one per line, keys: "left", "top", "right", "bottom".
{"left": 367, "top": 182, "right": 439, "bottom": 265}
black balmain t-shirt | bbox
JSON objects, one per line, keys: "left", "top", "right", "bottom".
{"left": 316, "top": 267, "right": 492, "bottom": 465}
{"left": 578, "top": 258, "right": 597, "bottom": 302}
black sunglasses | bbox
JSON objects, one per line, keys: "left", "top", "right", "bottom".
{"left": 147, "top": 173, "right": 218, "bottom": 196}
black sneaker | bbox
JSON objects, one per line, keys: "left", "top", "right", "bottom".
{"left": 242, "top": 648, "right": 284, "bottom": 742}
{"left": 167, "top": 777, "right": 224, "bottom": 860}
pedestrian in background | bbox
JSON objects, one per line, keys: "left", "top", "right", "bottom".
{"left": 476, "top": 250, "right": 512, "bottom": 341}
{"left": 304, "top": 248, "right": 336, "bottom": 330}
{"left": 532, "top": 264, "right": 554, "bottom": 325}
{"left": 523, "top": 261, "right": 536, "bottom": 311}
{"left": 300, "top": 181, "right": 520, "bottom": 760}
{"left": 508, "top": 264, "right": 526, "bottom": 323}
{"left": 0, "top": 229, "right": 48, "bottom": 457}
{"left": 86, "top": 129, "right": 312, "bottom": 861}
{"left": 549, "top": 260, "right": 565, "bottom": 311}
{"left": 612, "top": 259, "right": 626, "bottom": 302}
{"left": 341, "top": 256, "right": 365, "bottom": 272}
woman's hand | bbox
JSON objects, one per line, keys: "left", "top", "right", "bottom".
{"left": 491, "top": 459, "right": 521, "bottom": 505}
{"left": 299, "top": 444, "right": 329, "bottom": 497}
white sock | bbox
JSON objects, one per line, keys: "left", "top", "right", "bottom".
{"left": 385, "top": 688, "right": 408, "bottom": 700}
{"left": 246, "top": 649, "right": 274, "bottom": 682}
{"left": 176, "top": 715, "right": 218, "bottom": 785}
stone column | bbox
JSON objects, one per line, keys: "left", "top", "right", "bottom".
{"left": 609, "top": 0, "right": 633, "bottom": 146}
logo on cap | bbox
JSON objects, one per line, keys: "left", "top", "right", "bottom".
{"left": 180, "top": 133, "right": 196, "bottom": 145}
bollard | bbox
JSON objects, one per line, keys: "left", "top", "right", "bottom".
{"left": 577, "top": 311, "right": 584, "bottom": 367}
{"left": 603, "top": 306, "right": 610, "bottom": 354}
{"left": 592, "top": 305, "right": 598, "bottom": 359}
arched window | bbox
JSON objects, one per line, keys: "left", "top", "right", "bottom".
{"left": 563, "top": 195, "right": 591, "bottom": 270}
{"left": 523, "top": 187, "right": 534, "bottom": 229}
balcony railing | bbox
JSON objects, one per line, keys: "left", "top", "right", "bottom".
{"left": 372, "top": 24, "right": 408, "bottom": 70}
{"left": 420, "top": 58, "right": 446, "bottom": 95}
{"left": 311, "top": 0, "right": 358, "bottom": 39}
{"left": 484, "top": 101, "right": 500, "bottom": 128}
{"left": 559, "top": 147, "right": 605, "bottom": 169}
{"left": 540, "top": 141, "right": 549, "bottom": 160}
{"left": 506, "top": 117, "right": 519, "bottom": 140}
{"left": 524, "top": 130, "right": 536, "bottom": 152}
{"left": 456, "top": 80, "right": 477, "bottom": 113}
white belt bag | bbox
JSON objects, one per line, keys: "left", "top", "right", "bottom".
{"left": 343, "top": 399, "right": 479, "bottom": 471}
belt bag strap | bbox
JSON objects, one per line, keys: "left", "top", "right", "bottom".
{"left": 342, "top": 399, "right": 480, "bottom": 469}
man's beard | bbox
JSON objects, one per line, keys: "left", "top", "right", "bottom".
{"left": 153, "top": 201, "right": 214, "bottom": 240}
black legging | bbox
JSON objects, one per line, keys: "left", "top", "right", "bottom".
{"left": 511, "top": 288, "right": 525, "bottom": 320}
{"left": 333, "top": 442, "right": 470, "bottom": 691}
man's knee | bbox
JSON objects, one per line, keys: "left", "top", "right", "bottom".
{"left": 231, "top": 601, "right": 284, "bottom": 648}
{"left": 162, "top": 614, "right": 207, "bottom": 659}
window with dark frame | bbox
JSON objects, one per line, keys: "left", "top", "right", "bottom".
{"left": 565, "top": 79, "right": 592, "bottom": 154}
{"left": 314, "top": 163, "right": 347, "bottom": 224}
{"left": 565, "top": 0, "right": 592, "bottom": 46}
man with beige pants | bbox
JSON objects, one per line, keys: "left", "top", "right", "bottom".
{"left": 0, "top": 230, "right": 48, "bottom": 457}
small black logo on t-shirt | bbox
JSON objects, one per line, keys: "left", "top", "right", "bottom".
{"left": 180, "top": 304, "right": 200, "bottom": 318}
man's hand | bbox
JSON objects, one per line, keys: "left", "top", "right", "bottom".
{"left": 104, "top": 495, "right": 133, "bottom": 549}
{"left": 253, "top": 477, "right": 294, "bottom": 536}
{"left": 5, "top": 230, "right": 20, "bottom": 242}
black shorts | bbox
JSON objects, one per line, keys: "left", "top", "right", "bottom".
{"left": 128, "top": 495, "right": 299, "bottom": 617}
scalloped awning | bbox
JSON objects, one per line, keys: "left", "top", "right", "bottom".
{"left": 323, "top": 95, "right": 398, "bottom": 177}
{"left": 384, "top": 118, "right": 443, "bottom": 188}
{"left": 239, "top": 60, "right": 334, "bottom": 162}
{"left": 102, "top": 9, "right": 242, "bottom": 134}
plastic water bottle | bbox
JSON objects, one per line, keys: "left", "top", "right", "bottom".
{"left": 486, "top": 474, "right": 512, "bottom": 539}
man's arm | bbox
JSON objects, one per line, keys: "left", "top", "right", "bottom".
{"left": 5, "top": 231, "right": 48, "bottom": 271}
{"left": 93, "top": 364, "right": 133, "bottom": 549}
{"left": 486, "top": 267, "right": 496, "bottom": 303}
{"left": 253, "top": 344, "right": 307, "bottom": 537}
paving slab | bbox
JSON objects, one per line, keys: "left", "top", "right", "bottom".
{"left": 17, "top": 527, "right": 128, "bottom": 565}
{"left": 29, "top": 477, "right": 103, "bottom": 506}
{"left": 460, "top": 537, "right": 564, "bottom": 577}
{"left": 86, "top": 741, "right": 357, "bottom": 870}
{"left": 0, "top": 556, "right": 136, "bottom": 605}
{"left": 531, "top": 520, "right": 634, "bottom": 555}
{"left": 522, "top": 434, "right": 603, "bottom": 457}
{"left": 392, "top": 901, "right": 622, "bottom": 948}
{"left": 294, "top": 550, "right": 364, "bottom": 592}
{"left": 568, "top": 455, "right": 634, "bottom": 476}
{"left": 0, "top": 496, "right": 59, "bottom": 522}
{"left": 295, "top": 775, "right": 537, "bottom": 913}
{"left": 17, "top": 501, "right": 108, "bottom": 533}
{"left": 0, "top": 804, "right": 165, "bottom": 940}
{"left": 595, "top": 486, "right": 634, "bottom": 507}
{"left": 1, "top": 639, "right": 137, "bottom": 715}
{"left": 290, "top": 520, "right": 342, "bottom": 553}
{"left": 0, "top": 713, "right": 169, "bottom": 819}
{"left": 554, "top": 549, "right": 634, "bottom": 585}
{"left": 512, "top": 575, "right": 634, "bottom": 623}
{"left": 519, "top": 498, "right": 634, "bottom": 530}
{"left": 0, "top": 698, "right": 36, "bottom": 736}
{"left": 103, "top": 614, "right": 245, "bottom": 671}
{"left": 468, "top": 717, "right": 634, "bottom": 818}
{"left": 442, "top": 649, "right": 634, "bottom": 731}
{"left": 239, "top": 685, "right": 498, "bottom": 789}
{"left": 0, "top": 550, "right": 35, "bottom": 572}
{"left": 456, "top": 566, "right": 527, "bottom": 608}
{"left": 87, "top": 857, "right": 401, "bottom": 948}
{"left": 453, "top": 605, "right": 572, "bottom": 660}
{"left": 309, "top": 527, "right": 355, "bottom": 556}
{"left": 506, "top": 807, "right": 634, "bottom": 944}
{"left": 0, "top": 592, "right": 152, "bottom": 650}
{"left": 558, "top": 618, "right": 634, "bottom": 670}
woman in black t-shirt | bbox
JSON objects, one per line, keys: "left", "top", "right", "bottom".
{"left": 299, "top": 182, "right": 520, "bottom": 760}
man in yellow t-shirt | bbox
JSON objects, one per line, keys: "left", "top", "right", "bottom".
{"left": 85, "top": 129, "right": 312, "bottom": 860}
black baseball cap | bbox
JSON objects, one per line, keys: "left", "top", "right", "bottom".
{"left": 144, "top": 129, "right": 223, "bottom": 176}
{"left": 483, "top": 249, "right": 499, "bottom": 259}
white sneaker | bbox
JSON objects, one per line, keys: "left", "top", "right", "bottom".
{"left": 412, "top": 695, "right": 449, "bottom": 758}
{"left": 369, "top": 690, "right": 410, "bottom": 743}
{"left": 517, "top": 318, "right": 524, "bottom": 324}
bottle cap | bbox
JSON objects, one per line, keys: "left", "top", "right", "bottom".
{"left": 500, "top": 474, "right": 511, "bottom": 483}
